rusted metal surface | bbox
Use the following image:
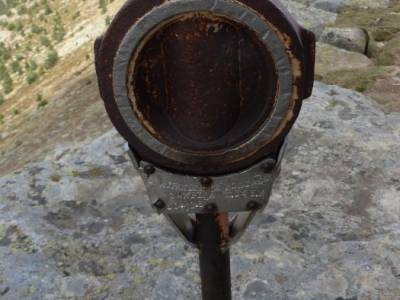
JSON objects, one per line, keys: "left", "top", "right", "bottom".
{"left": 129, "top": 12, "right": 277, "bottom": 152}
{"left": 95, "top": 0, "right": 315, "bottom": 175}
{"left": 215, "top": 213, "right": 231, "bottom": 248}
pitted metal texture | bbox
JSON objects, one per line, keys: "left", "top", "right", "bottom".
{"left": 113, "top": 0, "right": 293, "bottom": 166}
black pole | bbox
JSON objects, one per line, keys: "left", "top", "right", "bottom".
{"left": 196, "top": 213, "right": 232, "bottom": 300}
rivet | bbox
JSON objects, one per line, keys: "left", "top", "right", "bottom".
{"left": 200, "top": 177, "right": 213, "bottom": 187}
{"left": 204, "top": 203, "right": 218, "bottom": 212}
{"left": 247, "top": 201, "right": 260, "bottom": 211}
{"left": 153, "top": 199, "right": 166, "bottom": 210}
{"left": 143, "top": 165, "right": 156, "bottom": 176}
{"left": 261, "top": 159, "right": 276, "bottom": 173}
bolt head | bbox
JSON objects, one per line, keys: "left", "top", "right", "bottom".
{"left": 143, "top": 165, "right": 156, "bottom": 175}
{"left": 261, "top": 159, "right": 276, "bottom": 173}
{"left": 200, "top": 177, "right": 213, "bottom": 187}
{"left": 204, "top": 203, "right": 217, "bottom": 212}
{"left": 247, "top": 201, "right": 260, "bottom": 211}
{"left": 153, "top": 199, "right": 166, "bottom": 210}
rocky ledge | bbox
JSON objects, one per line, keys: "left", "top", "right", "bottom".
{"left": 0, "top": 81, "right": 399, "bottom": 299}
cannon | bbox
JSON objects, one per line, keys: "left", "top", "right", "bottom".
{"left": 95, "top": 1, "right": 315, "bottom": 299}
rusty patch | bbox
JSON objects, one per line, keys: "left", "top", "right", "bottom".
{"left": 95, "top": 0, "right": 315, "bottom": 175}
{"left": 128, "top": 11, "right": 278, "bottom": 152}
{"left": 215, "top": 213, "right": 230, "bottom": 248}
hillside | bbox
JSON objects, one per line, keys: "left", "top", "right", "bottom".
{"left": 0, "top": 0, "right": 125, "bottom": 175}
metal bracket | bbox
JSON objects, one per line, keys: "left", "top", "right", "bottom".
{"left": 128, "top": 140, "right": 287, "bottom": 246}
{"left": 131, "top": 142, "right": 286, "bottom": 214}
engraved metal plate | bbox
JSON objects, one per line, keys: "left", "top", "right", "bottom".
{"left": 130, "top": 141, "right": 287, "bottom": 214}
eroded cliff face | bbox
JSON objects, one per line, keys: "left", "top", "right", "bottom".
{"left": 0, "top": 82, "right": 399, "bottom": 299}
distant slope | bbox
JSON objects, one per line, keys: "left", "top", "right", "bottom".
{"left": 0, "top": 0, "right": 124, "bottom": 175}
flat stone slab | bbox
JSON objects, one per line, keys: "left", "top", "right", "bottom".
{"left": 320, "top": 27, "right": 369, "bottom": 54}
{"left": 0, "top": 82, "right": 399, "bottom": 299}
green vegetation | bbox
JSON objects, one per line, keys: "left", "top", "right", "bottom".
{"left": 99, "top": 0, "right": 115, "bottom": 14}
{"left": 105, "top": 16, "right": 112, "bottom": 26}
{"left": 0, "top": 43, "right": 11, "bottom": 62}
{"left": 376, "top": 34, "right": 400, "bottom": 66}
{"left": 0, "top": 0, "right": 115, "bottom": 110}
{"left": 3, "top": 73, "right": 13, "bottom": 94}
{"left": 0, "top": 61, "right": 14, "bottom": 93}
{"left": 319, "top": 2, "right": 400, "bottom": 95}
{"left": 38, "top": 99, "right": 48, "bottom": 108}
{"left": 40, "top": 36, "right": 51, "bottom": 48}
{"left": 26, "top": 60, "right": 38, "bottom": 71}
{"left": 0, "top": 113, "right": 4, "bottom": 124}
{"left": 73, "top": 11, "right": 80, "bottom": 20}
{"left": 26, "top": 71, "right": 38, "bottom": 84}
{"left": 323, "top": 67, "right": 386, "bottom": 93}
{"left": 31, "top": 24, "right": 45, "bottom": 35}
{"left": 11, "top": 60, "right": 23, "bottom": 75}
{"left": 0, "top": 0, "right": 23, "bottom": 16}
{"left": 0, "top": 1, "right": 66, "bottom": 94}
{"left": 336, "top": 2, "right": 400, "bottom": 42}
{"left": 44, "top": 49, "right": 59, "bottom": 69}
{"left": 99, "top": 0, "right": 108, "bottom": 14}
{"left": 36, "top": 94, "right": 48, "bottom": 108}
{"left": 52, "top": 13, "right": 65, "bottom": 42}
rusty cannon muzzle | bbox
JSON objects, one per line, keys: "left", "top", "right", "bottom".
{"left": 95, "top": 0, "right": 315, "bottom": 299}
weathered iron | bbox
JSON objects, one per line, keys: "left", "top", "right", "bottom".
{"left": 95, "top": 1, "right": 315, "bottom": 299}
{"left": 95, "top": 0, "right": 315, "bottom": 176}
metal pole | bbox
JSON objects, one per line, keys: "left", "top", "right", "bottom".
{"left": 196, "top": 213, "right": 232, "bottom": 300}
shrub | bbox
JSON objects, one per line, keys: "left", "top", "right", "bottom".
{"left": 0, "top": 64, "right": 7, "bottom": 80}
{"left": 25, "top": 60, "right": 38, "bottom": 71}
{"left": 3, "top": 73, "right": 13, "bottom": 94}
{"left": 17, "top": 5, "right": 28, "bottom": 15}
{"left": 99, "top": 0, "right": 108, "bottom": 14}
{"left": 52, "top": 14, "right": 65, "bottom": 42}
{"left": 0, "top": 43, "right": 11, "bottom": 61}
{"left": 31, "top": 24, "right": 44, "bottom": 34}
{"left": 38, "top": 99, "right": 48, "bottom": 108}
{"left": 16, "top": 21, "right": 23, "bottom": 33}
{"left": 26, "top": 71, "right": 38, "bottom": 84}
{"left": 105, "top": 16, "right": 112, "bottom": 26}
{"left": 6, "top": 22, "right": 16, "bottom": 31}
{"left": 44, "top": 4, "right": 52, "bottom": 15}
{"left": 44, "top": 49, "right": 58, "bottom": 69}
{"left": 10, "top": 61, "right": 22, "bottom": 75}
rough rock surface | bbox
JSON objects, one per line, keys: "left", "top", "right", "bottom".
{"left": 312, "top": 0, "right": 345, "bottom": 12}
{"left": 315, "top": 43, "right": 373, "bottom": 77}
{"left": 320, "top": 27, "right": 369, "bottom": 54}
{"left": 367, "top": 67, "right": 400, "bottom": 113}
{"left": 0, "top": 82, "right": 399, "bottom": 299}
{"left": 343, "top": 0, "right": 391, "bottom": 9}
{"left": 310, "top": 0, "right": 391, "bottom": 12}
{"left": 280, "top": 0, "right": 337, "bottom": 37}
